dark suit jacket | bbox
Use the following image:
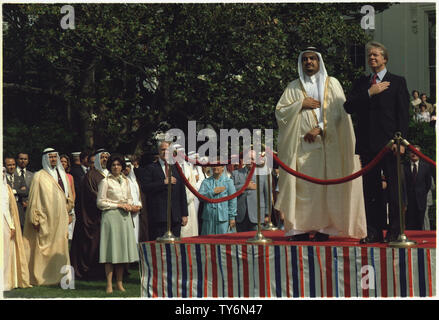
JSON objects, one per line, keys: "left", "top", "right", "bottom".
{"left": 6, "top": 172, "right": 27, "bottom": 227}
{"left": 404, "top": 160, "right": 433, "bottom": 212}
{"left": 70, "top": 164, "right": 86, "bottom": 197}
{"left": 16, "top": 168, "right": 34, "bottom": 190}
{"left": 344, "top": 71, "right": 410, "bottom": 154}
{"left": 137, "top": 161, "right": 188, "bottom": 224}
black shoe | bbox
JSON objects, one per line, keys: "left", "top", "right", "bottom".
{"left": 288, "top": 233, "right": 310, "bottom": 241}
{"left": 359, "top": 234, "right": 383, "bottom": 244}
{"left": 312, "top": 232, "right": 329, "bottom": 242}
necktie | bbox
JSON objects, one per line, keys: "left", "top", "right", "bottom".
{"left": 56, "top": 168, "right": 65, "bottom": 192}
{"left": 19, "top": 169, "right": 26, "bottom": 185}
{"left": 371, "top": 73, "right": 378, "bottom": 85}
{"left": 412, "top": 164, "right": 417, "bottom": 181}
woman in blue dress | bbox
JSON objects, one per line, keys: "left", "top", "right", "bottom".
{"left": 199, "top": 166, "right": 237, "bottom": 235}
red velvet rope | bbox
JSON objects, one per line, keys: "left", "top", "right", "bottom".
{"left": 407, "top": 145, "right": 436, "bottom": 166}
{"left": 175, "top": 161, "right": 256, "bottom": 203}
{"left": 266, "top": 146, "right": 391, "bottom": 185}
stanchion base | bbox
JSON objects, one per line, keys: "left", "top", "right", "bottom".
{"left": 247, "top": 231, "right": 272, "bottom": 244}
{"left": 156, "top": 231, "right": 180, "bottom": 243}
{"left": 262, "top": 222, "right": 278, "bottom": 231}
{"left": 388, "top": 234, "right": 417, "bottom": 248}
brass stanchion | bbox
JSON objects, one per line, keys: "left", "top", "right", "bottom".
{"left": 389, "top": 132, "right": 417, "bottom": 248}
{"left": 157, "top": 159, "right": 180, "bottom": 243}
{"left": 263, "top": 170, "right": 278, "bottom": 231}
{"left": 247, "top": 168, "right": 272, "bottom": 244}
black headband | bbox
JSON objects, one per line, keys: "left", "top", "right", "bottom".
{"left": 92, "top": 149, "right": 109, "bottom": 157}
{"left": 42, "top": 148, "right": 57, "bottom": 155}
{"left": 303, "top": 46, "right": 318, "bottom": 52}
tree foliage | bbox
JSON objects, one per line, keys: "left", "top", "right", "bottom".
{"left": 6, "top": 3, "right": 411, "bottom": 168}
{"left": 407, "top": 109, "right": 436, "bottom": 161}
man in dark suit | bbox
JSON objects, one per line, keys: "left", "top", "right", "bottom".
{"left": 344, "top": 41, "right": 410, "bottom": 243}
{"left": 137, "top": 141, "right": 188, "bottom": 240}
{"left": 5, "top": 156, "right": 28, "bottom": 229}
{"left": 16, "top": 152, "right": 34, "bottom": 221}
{"left": 70, "top": 151, "right": 89, "bottom": 208}
{"left": 16, "top": 152, "right": 34, "bottom": 189}
{"left": 404, "top": 145, "right": 433, "bottom": 230}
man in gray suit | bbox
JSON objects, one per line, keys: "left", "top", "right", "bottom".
{"left": 16, "top": 152, "right": 34, "bottom": 219}
{"left": 16, "top": 152, "right": 34, "bottom": 189}
{"left": 5, "top": 156, "right": 28, "bottom": 229}
{"left": 231, "top": 152, "right": 269, "bottom": 232}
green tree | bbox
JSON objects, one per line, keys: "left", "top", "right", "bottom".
{"left": 4, "top": 3, "right": 395, "bottom": 166}
{"left": 407, "top": 109, "right": 436, "bottom": 161}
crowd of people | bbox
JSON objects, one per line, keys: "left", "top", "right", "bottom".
{"left": 2, "top": 144, "right": 279, "bottom": 293}
{"left": 411, "top": 90, "right": 436, "bottom": 126}
{"left": 2, "top": 41, "right": 436, "bottom": 293}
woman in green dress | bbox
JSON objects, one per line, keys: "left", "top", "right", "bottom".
{"left": 97, "top": 154, "right": 141, "bottom": 294}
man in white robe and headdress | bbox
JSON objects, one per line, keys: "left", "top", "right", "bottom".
{"left": 274, "top": 47, "right": 366, "bottom": 241}
{"left": 2, "top": 168, "right": 32, "bottom": 290}
{"left": 175, "top": 146, "right": 199, "bottom": 238}
{"left": 124, "top": 158, "right": 143, "bottom": 242}
{"left": 22, "top": 148, "right": 74, "bottom": 285}
{"left": 188, "top": 151, "right": 204, "bottom": 215}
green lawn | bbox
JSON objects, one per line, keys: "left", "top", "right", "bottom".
{"left": 3, "top": 264, "right": 142, "bottom": 299}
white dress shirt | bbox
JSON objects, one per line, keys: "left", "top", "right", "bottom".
{"left": 16, "top": 167, "right": 27, "bottom": 177}
{"left": 411, "top": 160, "right": 419, "bottom": 174}
{"left": 96, "top": 174, "right": 133, "bottom": 211}
{"left": 368, "top": 68, "right": 387, "bottom": 97}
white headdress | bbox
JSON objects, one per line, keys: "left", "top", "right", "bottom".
{"left": 125, "top": 158, "right": 141, "bottom": 206}
{"left": 297, "top": 47, "right": 328, "bottom": 106}
{"left": 93, "top": 148, "right": 110, "bottom": 177}
{"left": 42, "top": 148, "right": 69, "bottom": 197}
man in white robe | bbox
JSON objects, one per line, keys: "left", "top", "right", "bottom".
{"left": 3, "top": 168, "right": 15, "bottom": 291}
{"left": 176, "top": 147, "right": 199, "bottom": 238}
{"left": 22, "top": 148, "right": 74, "bottom": 285}
{"left": 124, "top": 158, "right": 143, "bottom": 242}
{"left": 188, "top": 151, "right": 204, "bottom": 217}
{"left": 274, "top": 47, "right": 366, "bottom": 241}
{"left": 2, "top": 168, "right": 32, "bottom": 290}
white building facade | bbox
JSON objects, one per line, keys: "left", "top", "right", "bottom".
{"left": 372, "top": 3, "right": 436, "bottom": 101}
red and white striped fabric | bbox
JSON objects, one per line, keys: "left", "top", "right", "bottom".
{"left": 139, "top": 241, "right": 436, "bottom": 298}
